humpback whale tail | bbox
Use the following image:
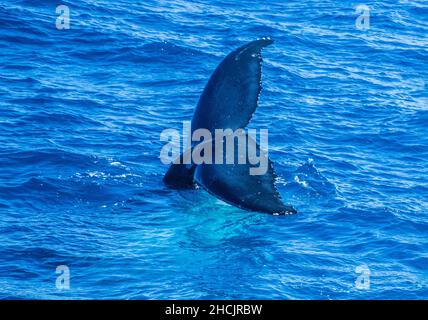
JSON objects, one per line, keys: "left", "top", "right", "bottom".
{"left": 163, "top": 38, "right": 296, "bottom": 215}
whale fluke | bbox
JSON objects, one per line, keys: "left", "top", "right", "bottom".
{"left": 163, "top": 38, "right": 297, "bottom": 214}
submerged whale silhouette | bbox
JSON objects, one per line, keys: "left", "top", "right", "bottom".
{"left": 163, "top": 38, "right": 296, "bottom": 215}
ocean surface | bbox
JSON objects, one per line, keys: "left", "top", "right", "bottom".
{"left": 0, "top": 0, "right": 427, "bottom": 299}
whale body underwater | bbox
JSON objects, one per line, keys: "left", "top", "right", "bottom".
{"left": 163, "top": 38, "right": 297, "bottom": 215}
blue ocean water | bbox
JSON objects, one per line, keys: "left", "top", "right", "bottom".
{"left": 0, "top": 0, "right": 427, "bottom": 299}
